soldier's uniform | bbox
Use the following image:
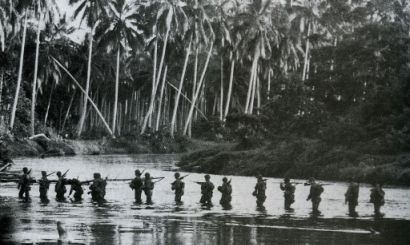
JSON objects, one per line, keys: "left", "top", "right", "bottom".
{"left": 280, "top": 178, "right": 295, "bottom": 209}
{"left": 143, "top": 173, "right": 154, "bottom": 204}
{"left": 38, "top": 171, "right": 50, "bottom": 202}
{"left": 217, "top": 177, "right": 232, "bottom": 207}
{"left": 253, "top": 176, "right": 266, "bottom": 207}
{"left": 345, "top": 181, "right": 359, "bottom": 216}
{"left": 370, "top": 184, "right": 385, "bottom": 216}
{"left": 18, "top": 167, "right": 31, "bottom": 201}
{"left": 89, "top": 173, "right": 107, "bottom": 203}
{"left": 171, "top": 172, "right": 185, "bottom": 203}
{"left": 69, "top": 179, "right": 84, "bottom": 202}
{"left": 200, "top": 175, "right": 214, "bottom": 206}
{"left": 306, "top": 178, "right": 324, "bottom": 214}
{"left": 130, "top": 170, "right": 143, "bottom": 204}
{"left": 55, "top": 171, "right": 67, "bottom": 201}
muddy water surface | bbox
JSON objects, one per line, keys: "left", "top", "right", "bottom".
{"left": 1, "top": 154, "right": 410, "bottom": 244}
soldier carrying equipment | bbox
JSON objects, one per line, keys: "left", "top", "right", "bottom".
{"left": 253, "top": 175, "right": 267, "bottom": 207}
{"left": 55, "top": 171, "right": 67, "bottom": 201}
{"left": 39, "top": 171, "right": 50, "bottom": 202}
{"left": 143, "top": 172, "right": 154, "bottom": 204}
{"left": 69, "top": 178, "right": 84, "bottom": 202}
{"left": 345, "top": 178, "right": 359, "bottom": 217}
{"left": 306, "top": 177, "right": 324, "bottom": 214}
{"left": 217, "top": 177, "right": 232, "bottom": 207}
{"left": 280, "top": 177, "right": 295, "bottom": 210}
{"left": 129, "top": 169, "right": 144, "bottom": 204}
{"left": 18, "top": 167, "right": 31, "bottom": 201}
{"left": 171, "top": 172, "right": 185, "bottom": 204}
{"left": 370, "top": 183, "right": 385, "bottom": 216}
{"left": 200, "top": 174, "right": 214, "bottom": 206}
{"left": 89, "top": 173, "right": 107, "bottom": 203}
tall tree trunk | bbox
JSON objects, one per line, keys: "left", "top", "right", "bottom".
{"left": 220, "top": 56, "right": 224, "bottom": 121}
{"left": 302, "top": 22, "right": 311, "bottom": 82}
{"left": 189, "top": 48, "right": 199, "bottom": 136}
{"left": 244, "top": 47, "right": 260, "bottom": 114}
{"left": 155, "top": 65, "right": 168, "bottom": 131}
{"left": 267, "top": 68, "right": 272, "bottom": 100}
{"left": 142, "top": 10, "right": 173, "bottom": 134}
{"left": 170, "top": 39, "right": 192, "bottom": 137}
{"left": 10, "top": 12, "right": 28, "bottom": 129}
{"left": 249, "top": 67, "right": 257, "bottom": 114}
{"left": 44, "top": 83, "right": 55, "bottom": 125}
{"left": 224, "top": 59, "right": 235, "bottom": 120}
{"left": 183, "top": 41, "right": 214, "bottom": 135}
{"left": 30, "top": 13, "right": 42, "bottom": 136}
{"left": 76, "top": 29, "right": 94, "bottom": 137}
{"left": 112, "top": 48, "right": 120, "bottom": 135}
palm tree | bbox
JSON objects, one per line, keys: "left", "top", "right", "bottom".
{"left": 9, "top": 0, "right": 31, "bottom": 130}
{"left": 30, "top": 0, "right": 58, "bottom": 136}
{"left": 98, "top": 0, "right": 143, "bottom": 136}
{"left": 70, "top": 0, "right": 107, "bottom": 138}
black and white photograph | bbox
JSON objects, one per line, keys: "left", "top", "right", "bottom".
{"left": 0, "top": 0, "right": 410, "bottom": 244}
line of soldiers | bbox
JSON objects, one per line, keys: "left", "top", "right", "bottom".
{"left": 18, "top": 167, "right": 107, "bottom": 203}
{"left": 14, "top": 167, "right": 386, "bottom": 216}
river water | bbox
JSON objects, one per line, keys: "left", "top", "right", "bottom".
{"left": 0, "top": 154, "right": 409, "bottom": 244}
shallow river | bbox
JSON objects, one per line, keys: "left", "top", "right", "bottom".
{"left": 0, "top": 154, "right": 410, "bottom": 244}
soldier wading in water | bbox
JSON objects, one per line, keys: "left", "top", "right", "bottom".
{"left": 18, "top": 167, "right": 31, "bottom": 201}
{"left": 345, "top": 178, "right": 359, "bottom": 217}
{"left": 143, "top": 172, "right": 154, "bottom": 204}
{"left": 200, "top": 174, "right": 214, "bottom": 206}
{"left": 217, "top": 177, "right": 232, "bottom": 208}
{"left": 306, "top": 177, "right": 324, "bottom": 214}
{"left": 130, "top": 169, "right": 143, "bottom": 204}
{"left": 69, "top": 179, "right": 84, "bottom": 202}
{"left": 370, "top": 182, "right": 385, "bottom": 217}
{"left": 171, "top": 172, "right": 185, "bottom": 204}
{"left": 280, "top": 177, "right": 295, "bottom": 210}
{"left": 55, "top": 171, "right": 67, "bottom": 201}
{"left": 38, "top": 171, "right": 50, "bottom": 202}
{"left": 89, "top": 173, "right": 107, "bottom": 203}
{"left": 253, "top": 175, "right": 267, "bottom": 207}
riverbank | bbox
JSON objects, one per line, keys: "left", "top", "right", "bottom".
{"left": 2, "top": 134, "right": 191, "bottom": 159}
{"left": 177, "top": 138, "right": 410, "bottom": 186}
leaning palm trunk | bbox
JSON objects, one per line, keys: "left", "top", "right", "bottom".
{"left": 52, "top": 57, "right": 113, "bottom": 136}
{"left": 76, "top": 30, "right": 94, "bottom": 137}
{"left": 44, "top": 83, "right": 55, "bottom": 125}
{"left": 61, "top": 90, "right": 76, "bottom": 133}
{"left": 10, "top": 12, "right": 28, "bottom": 129}
{"left": 223, "top": 59, "right": 235, "bottom": 120}
{"left": 30, "top": 14, "right": 42, "bottom": 136}
{"left": 183, "top": 41, "right": 214, "bottom": 135}
{"left": 219, "top": 56, "right": 223, "bottom": 121}
{"left": 170, "top": 39, "right": 192, "bottom": 137}
{"left": 112, "top": 48, "right": 121, "bottom": 135}
{"left": 155, "top": 66, "right": 168, "bottom": 131}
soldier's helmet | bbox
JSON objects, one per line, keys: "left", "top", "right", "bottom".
{"left": 308, "top": 177, "right": 316, "bottom": 183}
{"left": 41, "top": 171, "right": 47, "bottom": 176}
{"left": 23, "top": 167, "right": 28, "bottom": 173}
{"left": 94, "top": 173, "right": 101, "bottom": 179}
{"left": 205, "top": 174, "right": 210, "bottom": 180}
{"left": 257, "top": 174, "right": 263, "bottom": 180}
{"left": 222, "top": 177, "right": 228, "bottom": 182}
{"left": 135, "top": 170, "right": 141, "bottom": 176}
{"left": 284, "top": 177, "right": 290, "bottom": 183}
{"left": 174, "top": 172, "right": 180, "bottom": 178}
{"left": 145, "top": 172, "right": 150, "bottom": 178}
{"left": 57, "top": 171, "right": 62, "bottom": 177}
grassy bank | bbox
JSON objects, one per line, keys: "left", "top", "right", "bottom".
{"left": 178, "top": 138, "right": 410, "bottom": 186}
